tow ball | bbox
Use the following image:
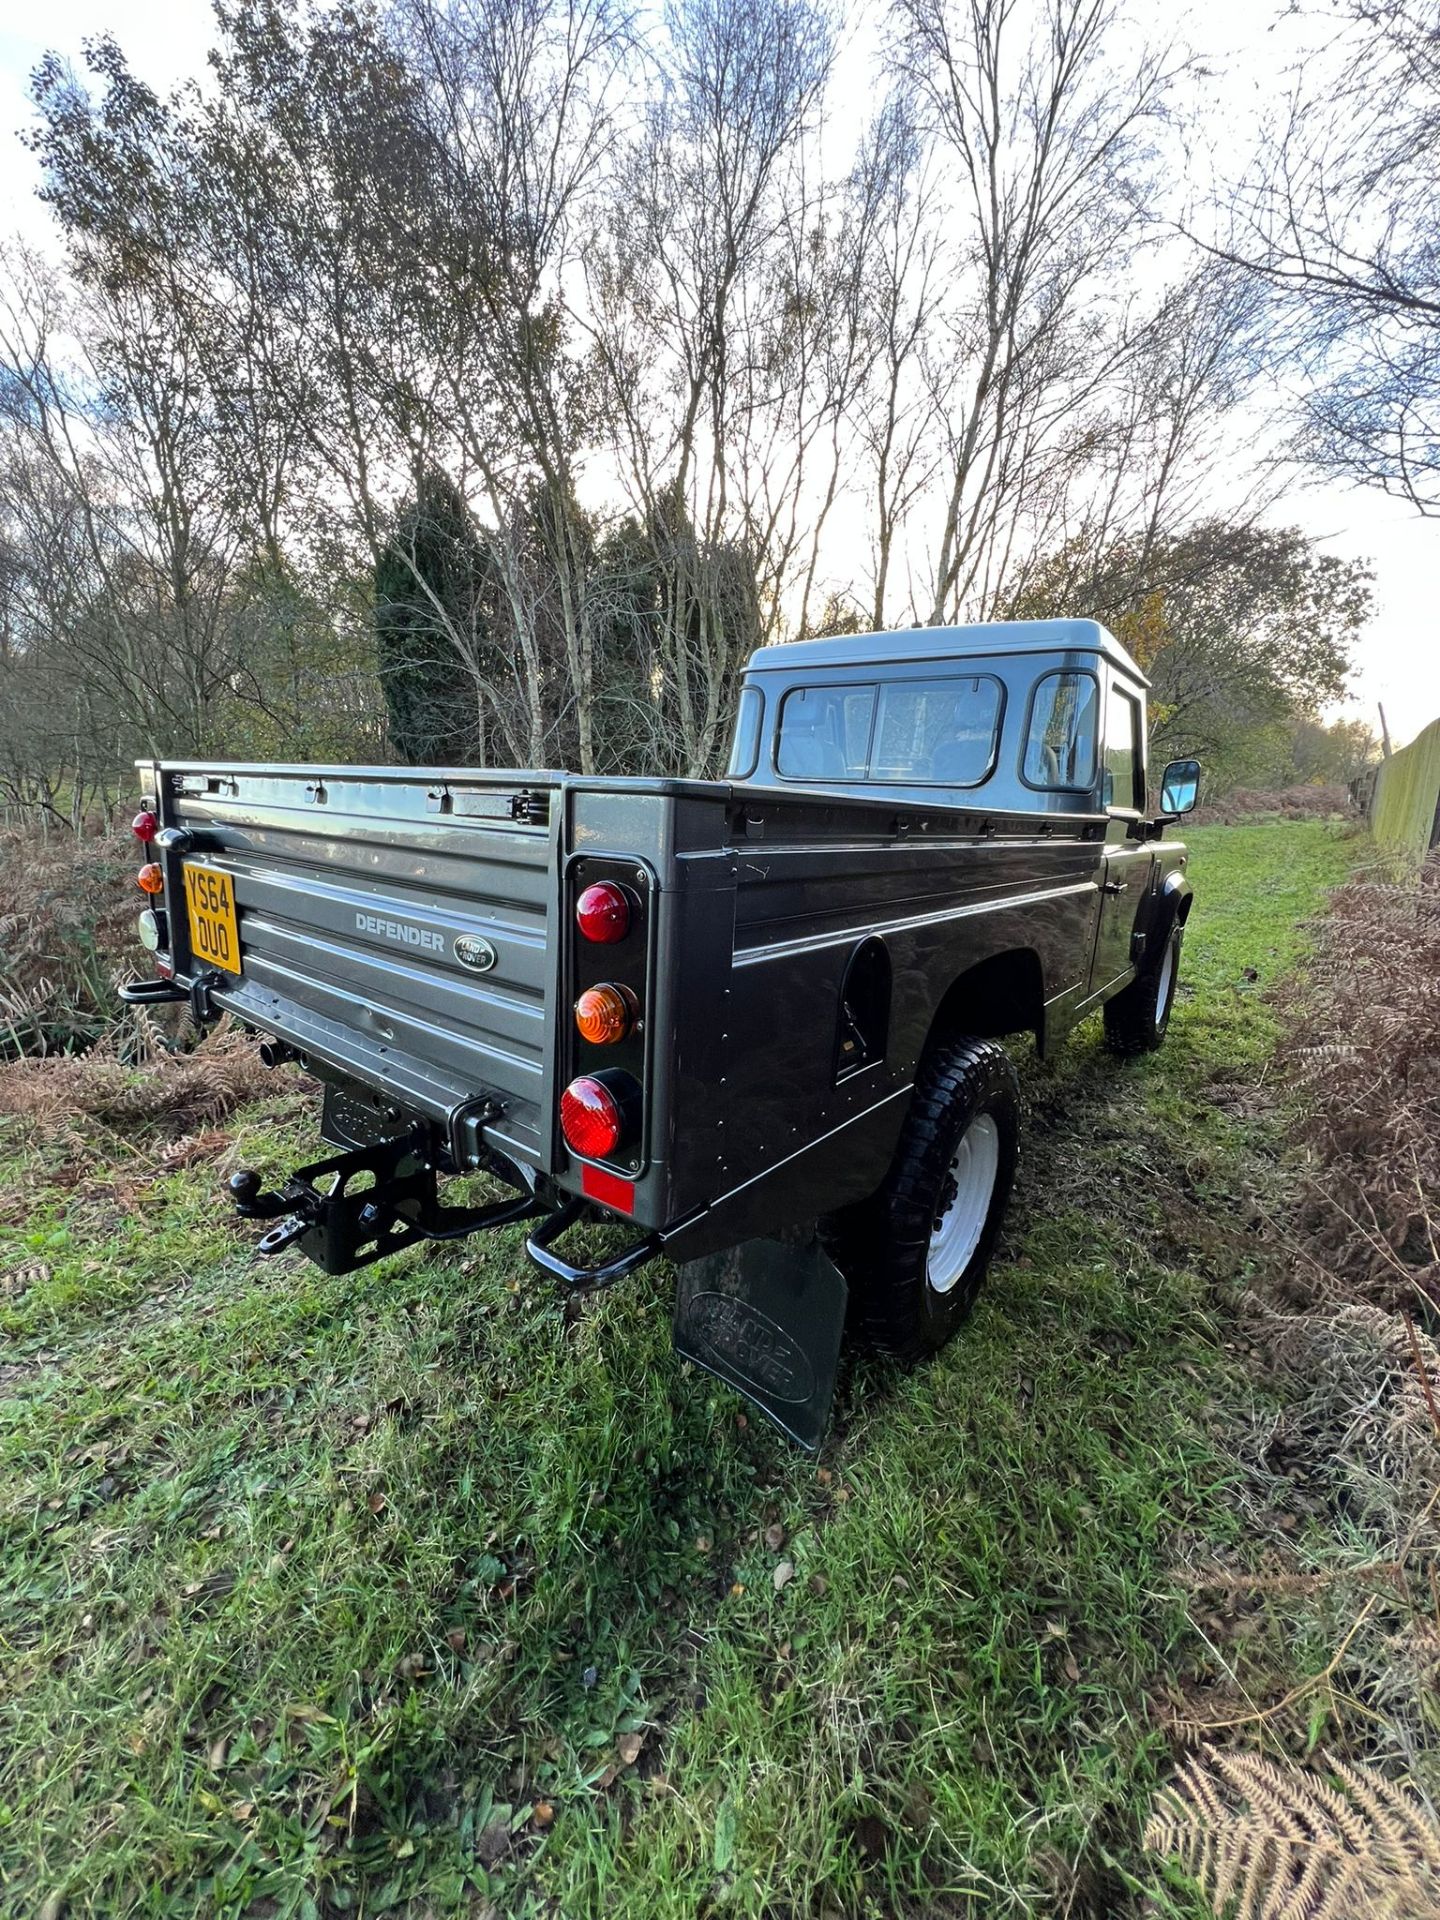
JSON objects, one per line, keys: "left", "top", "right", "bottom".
{"left": 228, "top": 1130, "right": 540, "bottom": 1276}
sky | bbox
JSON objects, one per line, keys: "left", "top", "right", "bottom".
{"left": 1, "top": 0, "right": 1435, "bottom": 746}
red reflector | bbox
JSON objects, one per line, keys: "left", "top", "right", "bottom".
{"left": 560, "top": 1074, "right": 623, "bottom": 1158}
{"left": 132, "top": 809, "right": 158, "bottom": 843}
{"left": 581, "top": 1162, "right": 635, "bottom": 1214}
{"left": 575, "top": 881, "right": 631, "bottom": 943}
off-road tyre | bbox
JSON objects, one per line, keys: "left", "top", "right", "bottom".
{"left": 1102, "top": 923, "right": 1182, "bottom": 1056}
{"left": 823, "top": 1036, "right": 1020, "bottom": 1364}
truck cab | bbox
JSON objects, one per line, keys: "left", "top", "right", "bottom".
{"left": 726, "top": 617, "right": 1175, "bottom": 1004}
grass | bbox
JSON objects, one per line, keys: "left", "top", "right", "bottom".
{"left": 0, "top": 821, "right": 1357, "bottom": 1919}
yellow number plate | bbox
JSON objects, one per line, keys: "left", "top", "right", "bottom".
{"left": 182, "top": 863, "right": 242, "bottom": 976}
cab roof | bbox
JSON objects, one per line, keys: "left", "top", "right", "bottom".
{"left": 742, "top": 618, "right": 1149, "bottom": 689}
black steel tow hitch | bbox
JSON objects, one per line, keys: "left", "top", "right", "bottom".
{"left": 228, "top": 1130, "right": 541, "bottom": 1276}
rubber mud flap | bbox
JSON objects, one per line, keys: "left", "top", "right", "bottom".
{"left": 673, "top": 1230, "right": 848, "bottom": 1452}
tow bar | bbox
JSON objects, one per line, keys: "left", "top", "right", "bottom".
{"left": 228, "top": 1130, "right": 540, "bottom": 1275}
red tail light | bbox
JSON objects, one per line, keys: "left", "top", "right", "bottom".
{"left": 132, "top": 810, "right": 158, "bottom": 844}
{"left": 560, "top": 1071, "right": 640, "bottom": 1160}
{"left": 560, "top": 1075, "right": 622, "bottom": 1157}
{"left": 575, "top": 881, "right": 631, "bottom": 944}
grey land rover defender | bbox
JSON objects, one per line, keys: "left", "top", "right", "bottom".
{"left": 123, "top": 619, "right": 1200, "bottom": 1445}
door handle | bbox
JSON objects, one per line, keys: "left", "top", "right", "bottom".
{"left": 1102, "top": 880, "right": 1128, "bottom": 895}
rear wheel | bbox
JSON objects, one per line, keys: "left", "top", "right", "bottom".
{"left": 824, "top": 1035, "right": 1020, "bottom": 1362}
{"left": 1103, "top": 923, "right": 1182, "bottom": 1055}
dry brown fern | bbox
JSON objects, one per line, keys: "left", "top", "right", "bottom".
{"left": 1275, "top": 854, "right": 1440, "bottom": 1312}
{"left": 1146, "top": 1745, "right": 1440, "bottom": 1918}
{"left": 0, "top": 1019, "right": 276, "bottom": 1136}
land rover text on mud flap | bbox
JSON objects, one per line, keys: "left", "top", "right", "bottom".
{"left": 122, "top": 620, "right": 1200, "bottom": 1448}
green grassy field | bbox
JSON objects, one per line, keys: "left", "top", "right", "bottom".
{"left": 0, "top": 822, "right": 1357, "bottom": 1919}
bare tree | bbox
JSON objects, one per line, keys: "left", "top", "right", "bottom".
{"left": 400, "top": 0, "right": 636, "bottom": 770}
{"left": 586, "top": 0, "right": 838, "bottom": 772}
{"left": 1, "top": 0, "right": 1313, "bottom": 795}
{"left": 845, "top": 95, "right": 945, "bottom": 630}
{"left": 887, "top": 0, "right": 1186, "bottom": 623}
{"left": 1210, "top": 0, "right": 1440, "bottom": 511}
{"left": 0, "top": 245, "right": 241, "bottom": 761}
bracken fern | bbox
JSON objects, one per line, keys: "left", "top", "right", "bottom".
{"left": 1276, "top": 853, "right": 1440, "bottom": 1312}
{"left": 1146, "top": 1745, "right": 1440, "bottom": 1918}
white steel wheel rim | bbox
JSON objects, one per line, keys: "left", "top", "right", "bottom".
{"left": 928, "top": 1112, "right": 1001, "bottom": 1295}
{"left": 1156, "top": 940, "right": 1176, "bottom": 1028}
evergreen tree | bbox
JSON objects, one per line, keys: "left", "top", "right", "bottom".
{"left": 374, "top": 471, "right": 483, "bottom": 765}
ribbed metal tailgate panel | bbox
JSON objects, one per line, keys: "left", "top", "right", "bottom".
{"left": 163, "top": 769, "right": 560, "bottom": 1167}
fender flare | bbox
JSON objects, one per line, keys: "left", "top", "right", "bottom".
{"left": 1135, "top": 869, "right": 1193, "bottom": 974}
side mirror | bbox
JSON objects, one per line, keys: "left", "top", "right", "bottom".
{"left": 1159, "top": 758, "right": 1200, "bottom": 816}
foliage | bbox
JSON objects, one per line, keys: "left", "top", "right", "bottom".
{"left": 1275, "top": 853, "right": 1440, "bottom": 1309}
{"left": 1220, "top": 0, "right": 1440, "bottom": 513}
{"left": 0, "top": 0, "right": 1300, "bottom": 788}
{"left": 1007, "top": 520, "right": 1374, "bottom": 792}
{"left": 1192, "top": 783, "right": 1352, "bottom": 827}
{"left": 0, "top": 1018, "right": 276, "bottom": 1135}
{"left": 1145, "top": 1747, "right": 1440, "bottom": 1919}
{"left": 0, "top": 826, "right": 150, "bottom": 1058}
{"left": 375, "top": 472, "right": 488, "bottom": 766}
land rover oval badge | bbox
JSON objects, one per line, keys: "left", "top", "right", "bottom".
{"left": 453, "top": 934, "right": 497, "bottom": 973}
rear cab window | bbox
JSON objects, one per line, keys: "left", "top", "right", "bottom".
{"left": 870, "top": 677, "right": 1003, "bottom": 785}
{"left": 1022, "top": 671, "right": 1099, "bottom": 792}
{"left": 776, "top": 685, "right": 876, "bottom": 779}
{"left": 776, "top": 674, "right": 1003, "bottom": 787}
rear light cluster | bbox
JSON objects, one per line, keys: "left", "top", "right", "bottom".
{"left": 130, "top": 804, "right": 169, "bottom": 954}
{"left": 561, "top": 873, "right": 646, "bottom": 1170}
{"left": 133, "top": 809, "right": 164, "bottom": 897}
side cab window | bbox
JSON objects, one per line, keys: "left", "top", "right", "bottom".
{"left": 1102, "top": 681, "right": 1145, "bottom": 812}
{"left": 1022, "top": 671, "right": 1099, "bottom": 792}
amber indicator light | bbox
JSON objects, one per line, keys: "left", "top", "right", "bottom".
{"left": 574, "top": 982, "right": 636, "bottom": 1045}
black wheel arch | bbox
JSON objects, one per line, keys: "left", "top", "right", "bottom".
{"left": 922, "top": 947, "right": 1046, "bottom": 1061}
{"left": 1135, "top": 868, "right": 1193, "bottom": 973}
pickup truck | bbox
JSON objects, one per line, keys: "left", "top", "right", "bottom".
{"left": 122, "top": 619, "right": 1200, "bottom": 1446}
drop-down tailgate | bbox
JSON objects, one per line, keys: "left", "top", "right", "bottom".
{"left": 150, "top": 763, "right": 566, "bottom": 1172}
